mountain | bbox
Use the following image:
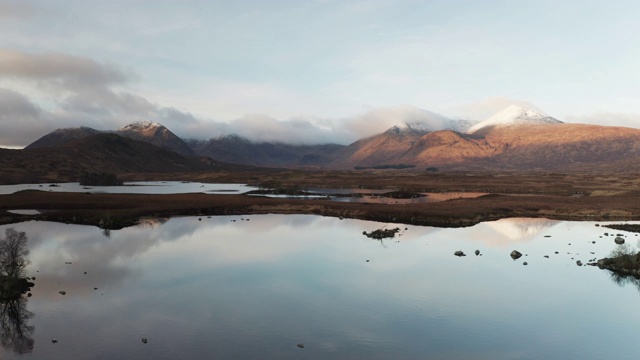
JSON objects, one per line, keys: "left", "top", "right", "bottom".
{"left": 26, "top": 121, "right": 195, "bottom": 157}
{"left": 25, "top": 127, "right": 102, "bottom": 149}
{"left": 329, "top": 125, "right": 428, "bottom": 168}
{"left": 17, "top": 105, "right": 640, "bottom": 173}
{"left": 116, "top": 121, "right": 195, "bottom": 156}
{"left": 0, "top": 133, "right": 225, "bottom": 184}
{"left": 194, "top": 134, "right": 344, "bottom": 167}
{"left": 191, "top": 106, "right": 475, "bottom": 167}
{"left": 325, "top": 106, "right": 640, "bottom": 172}
{"left": 397, "top": 130, "right": 499, "bottom": 167}
{"left": 358, "top": 105, "right": 477, "bottom": 133}
{"left": 464, "top": 123, "right": 640, "bottom": 171}
{"left": 467, "top": 105, "right": 562, "bottom": 135}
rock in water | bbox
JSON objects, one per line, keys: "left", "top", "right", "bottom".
{"left": 510, "top": 250, "right": 523, "bottom": 260}
{"left": 141, "top": 338, "right": 148, "bottom": 344}
{"left": 576, "top": 260, "right": 583, "bottom": 266}
{"left": 297, "top": 343, "right": 305, "bottom": 348}
{"left": 454, "top": 251, "right": 466, "bottom": 257}
{"left": 614, "top": 237, "right": 625, "bottom": 245}
{"left": 58, "top": 291, "right": 66, "bottom": 295}
{"left": 475, "top": 250, "right": 480, "bottom": 256}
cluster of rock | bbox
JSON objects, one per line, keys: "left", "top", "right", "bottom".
{"left": 363, "top": 227, "right": 401, "bottom": 239}
{"left": 454, "top": 250, "right": 481, "bottom": 257}
{"left": 595, "top": 253, "right": 640, "bottom": 277}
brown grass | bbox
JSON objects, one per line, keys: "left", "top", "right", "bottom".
{"left": 3, "top": 171, "right": 640, "bottom": 229}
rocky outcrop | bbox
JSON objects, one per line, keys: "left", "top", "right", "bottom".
{"left": 363, "top": 227, "right": 401, "bottom": 239}
{"left": 596, "top": 252, "right": 640, "bottom": 277}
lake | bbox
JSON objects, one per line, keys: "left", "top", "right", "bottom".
{"left": 1, "top": 215, "right": 640, "bottom": 359}
{"left": 0, "top": 181, "right": 258, "bottom": 195}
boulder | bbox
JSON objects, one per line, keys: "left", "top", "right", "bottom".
{"left": 576, "top": 260, "right": 583, "bottom": 266}
{"left": 615, "top": 237, "right": 625, "bottom": 245}
{"left": 475, "top": 250, "right": 480, "bottom": 256}
{"left": 454, "top": 251, "right": 466, "bottom": 257}
{"left": 510, "top": 250, "right": 523, "bottom": 260}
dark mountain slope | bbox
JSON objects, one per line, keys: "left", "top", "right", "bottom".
{"left": 0, "top": 133, "right": 223, "bottom": 184}
{"left": 25, "top": 127, "right": 102, "bottom": 149}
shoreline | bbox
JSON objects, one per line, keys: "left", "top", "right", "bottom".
{"left": 2, "top": 188, "right": 640, "bottom": 230}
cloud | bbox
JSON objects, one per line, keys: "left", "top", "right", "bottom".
{"left": 0, "top": 87, "right": 47, "bottom": 147}
{"left": 446, "top": 97, "right": 546, "bottom": 121}
{"left": 0, "top": 50, "right": 157, "bottom": 145}
{"left": 223, "top": 115, "right": 345, "bottom": 145}
{"left": 0, "top": 49, "right": 132, "bottom": 92}
{"left": 0, "top": 2, "right": 33, "bottom": 20}
{"left": 344, "top": 105, "right": 456, "bottom": 138}
{"left": 187, "top": 105, "right": 459, "bottom": 145}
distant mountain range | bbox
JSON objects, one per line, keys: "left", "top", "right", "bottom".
{"left": 11, "top": 105, "right": 640, "bottom": 179}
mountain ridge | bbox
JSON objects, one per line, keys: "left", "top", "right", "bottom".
{"left": 17, "top": 106, "right": 640, "bottom": 173}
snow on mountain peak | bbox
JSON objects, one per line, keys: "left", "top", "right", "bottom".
{"left": 118, "top": 121, "right": 164, "bottom": 132}
{"left": 467, "top": 105, "right": 562, "bottom": 134}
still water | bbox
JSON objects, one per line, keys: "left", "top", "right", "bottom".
{"left": 0, "top": 181, "right": 258, "bottom": 195}
{"left": 1, "top": 216, "right": 640, "bottom": 359}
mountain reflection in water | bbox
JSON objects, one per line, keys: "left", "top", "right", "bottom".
{"left": 1, "top": 216, "right": 640, "bottom": 359}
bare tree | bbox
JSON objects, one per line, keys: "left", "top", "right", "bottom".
{"left": 0, "top": 229, "right": 30, "bottom": 279}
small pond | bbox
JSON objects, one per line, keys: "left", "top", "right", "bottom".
{"left": 1, "top": 216, "right": 640, "bottom": 359}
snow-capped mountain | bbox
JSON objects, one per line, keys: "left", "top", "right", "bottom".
{"left": 117, "top": 121, "right": 164, "bottom": 135}
{"left": 467, "top": 105, "right": 562, "bottom": 134}
{"left": 362, "top": 105, "right": 477, "bottom": 134}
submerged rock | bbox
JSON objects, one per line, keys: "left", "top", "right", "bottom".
{"left": 510, "top": 250, "right": 523, "bottom": 260}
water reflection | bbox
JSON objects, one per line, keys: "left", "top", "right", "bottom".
{"left": 609, "top": 272, "right": 640, "bottom": 290}
{"left": 0, "top": 298, "right": 34, "bottom": 354}
{"left": 1, "top": 217, "right": 640, "bottom": 359}
{"left": 0, "top": 228, "right": 34, "bottom": 355}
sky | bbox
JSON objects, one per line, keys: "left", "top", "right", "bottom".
{"left": 1, "top": 0, "right": 640, "bottom": 147}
